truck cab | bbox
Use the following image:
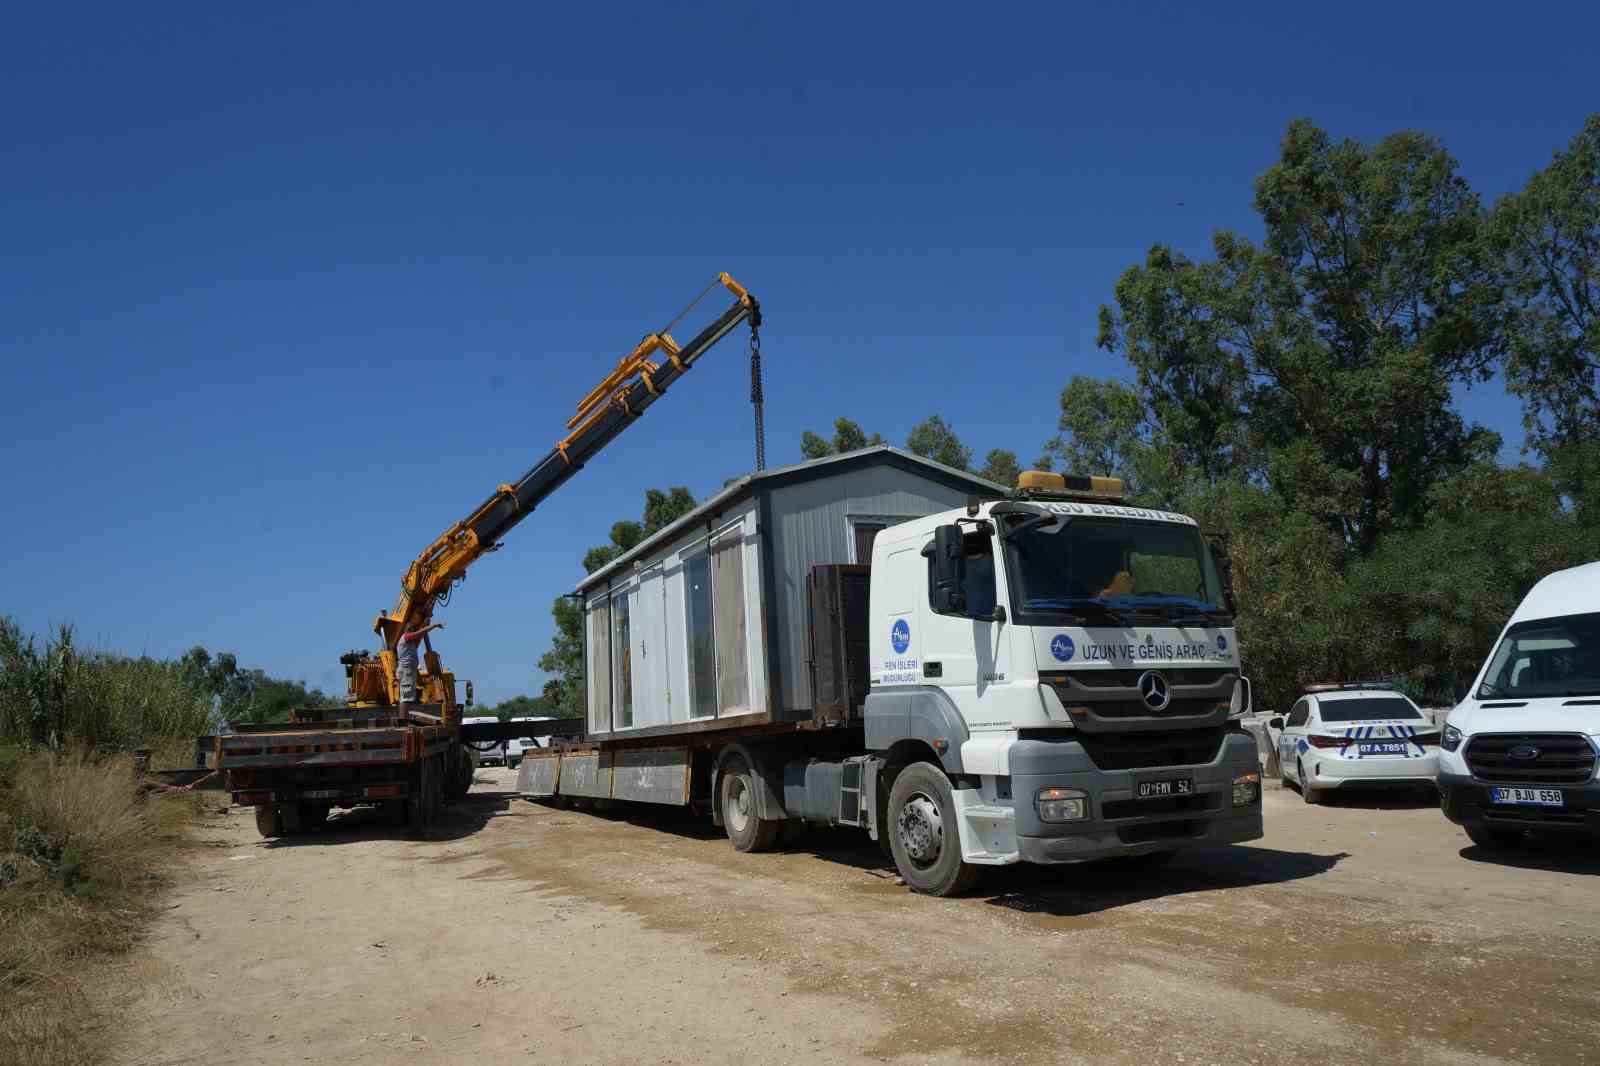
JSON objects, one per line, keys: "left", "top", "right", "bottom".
{"left": 862, "top": 472, "right": 1262, "bottom": 890}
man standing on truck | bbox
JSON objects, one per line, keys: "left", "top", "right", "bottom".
{"left": 396, "top": 621, "right": 445, "bottom": 706}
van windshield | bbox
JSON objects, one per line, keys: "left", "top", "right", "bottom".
{"left": 1477, "top": 612, "right": 1600, "bottom": 700}
{"left": 1001, "top": 515, "right": 1229, "bottom": 625}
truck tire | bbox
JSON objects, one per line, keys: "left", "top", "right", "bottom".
{"left": 427, "top": 755, "right": 445, "bottom": 821}
{"left": 887, "top": 762, "right": 979, "bottom": 897}
{"left": 407, "top": 759, "right": 431, "bottom": 833}
{"left": 446, "top": 747, "right": 472, "bottom": 802}
{"left": 255, "top": 805, "right": 284, "bottom": 838}
{"left": 720, "top": 757, "right": 780, "bottom": 853}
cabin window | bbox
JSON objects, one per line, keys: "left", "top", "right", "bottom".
{"left": 685, "top": 549, "right": 718, "bottom": 719}
{"left": 711, "top": 530, "right": 749, "bottom": 713}
{"left": 587, "top": 598, "right": 611, "bottom": 734}
{"left": 611, "top": 589, "right": 633, "bottom": 728}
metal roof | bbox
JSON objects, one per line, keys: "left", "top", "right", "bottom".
{"left": 575, "top": 445, "right": 1005, "bottom": 592}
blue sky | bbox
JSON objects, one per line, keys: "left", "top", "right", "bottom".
{"left": 2, "top": 1, "right": 1595, "bottom": 703}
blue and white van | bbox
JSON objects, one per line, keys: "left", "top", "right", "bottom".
{"left": 1437, "top": 561, "right": 1600, "bottom": 849}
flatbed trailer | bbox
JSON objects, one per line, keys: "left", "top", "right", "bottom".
{"left": 218, "top": 706, "right": 582, "bottom": 836}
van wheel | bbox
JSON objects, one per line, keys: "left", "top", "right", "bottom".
{"left": 255, "top": 805, "right": 284, "bottom": 838}
{"left": 887, "top": 762, "right": 979, "bottom": 897}
{"left": 720, "top": 757, "right": 780, "bottom": 853}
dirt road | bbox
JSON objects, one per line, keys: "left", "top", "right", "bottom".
{"left": 123, "top": 773, "right": 1600, "bottom": 1066}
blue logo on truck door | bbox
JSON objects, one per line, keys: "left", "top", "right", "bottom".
{"left": 890, "top": 619, "right": 911, "bottom": 654}
{"left": 1050, "top": 634, "right": 1076, "bottom": 662}
{"left": 1217, "top": 634, "right": 1228, "bottom": 653}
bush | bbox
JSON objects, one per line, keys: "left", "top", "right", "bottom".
{"left": 0, "top": 620, "right": 214, "bottom": 751}
{"left": 0, "top": 750, "right": 200, "bottom": 1066}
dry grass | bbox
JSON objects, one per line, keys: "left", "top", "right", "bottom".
{"left": 0, "top": 748, "right": 202, "bottom": 1066}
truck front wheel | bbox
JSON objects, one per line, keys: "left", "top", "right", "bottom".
{"left": 255, "top": 805, "right": 284, "bottom": 838}
{"left": 720, "top": 757, "right": 780, "bottom": 853}
{"left": 888, "top": 763, "right": 979, "bottom": 897}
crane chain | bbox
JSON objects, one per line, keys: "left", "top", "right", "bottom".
{"left": 749, "top": 315, "right": 765, "bottom": 472}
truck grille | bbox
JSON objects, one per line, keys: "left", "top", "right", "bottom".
{"left": 1464, "top": 733, "right": 1597, "bottom": 785}
{"left": 1066, "top": 668, "right": 1232, "bottom": 688}
{"left": 1074, "top": 729, "right": 1225, "bottom": 771}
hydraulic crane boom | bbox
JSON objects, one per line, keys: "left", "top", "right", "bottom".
{"left": 344, "top": 273, "right": 760, "bottom": 712}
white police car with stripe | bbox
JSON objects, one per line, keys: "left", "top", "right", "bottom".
{"left": 1273, "top": 687, "right": 1440, "bottom": 803}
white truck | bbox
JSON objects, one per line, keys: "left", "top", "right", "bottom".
{"left": 1438, "top": 560, "right": 1600, "bottom": 849}
{"left": 519, "top": 450, "right": 1263, "bottom": 895}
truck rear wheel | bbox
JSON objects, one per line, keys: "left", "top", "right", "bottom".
{"left": 720, "top": 757, "right": 780, "bottom": 853}
{"left": 887, "top": 762, "right": 979, "bottom": 897}
{"left": 407, "top": 758, "right": 434, "bottom": 833}
{"left": 255, "top": 805, "right": 284, "bottom": 838}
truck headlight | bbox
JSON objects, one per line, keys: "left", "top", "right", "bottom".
{"left": 1442, "top": 725, "right": 1464, "bottom": 752}
{"left": 1231, "top": 772, "right": 1260, "bottom": 807}
{"left": 1036, "top": 787, "right": 1088, "bottom": 822}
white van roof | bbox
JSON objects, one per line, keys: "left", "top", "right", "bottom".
{"left": 1510, "top": 561, "right": 1600, "bottom": 624}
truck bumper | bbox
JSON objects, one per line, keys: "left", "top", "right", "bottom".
{"left": 1010, "top": 731, "right": 1264, "bottom": 863}
{"left": 1437, "top": 770, "right": 1600, "bottom": 838}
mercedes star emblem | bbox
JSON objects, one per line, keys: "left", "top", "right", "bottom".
{"left": 1138, "top": 670, "right": 1171, "bottom": 711}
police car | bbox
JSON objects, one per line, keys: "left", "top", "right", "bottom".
{"left": 1274, "top": 685, "right": 1440, "bottom": 803}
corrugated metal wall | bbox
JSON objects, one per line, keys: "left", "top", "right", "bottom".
{"left": 766, "top": 466, "right": 977, "bottom": 714}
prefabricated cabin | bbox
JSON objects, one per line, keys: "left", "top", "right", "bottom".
{"left": 575, "top": 446, "right": 1004, "bottom": 743}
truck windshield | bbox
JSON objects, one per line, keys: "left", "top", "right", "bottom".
{"left": 1001, "top": 515, "right": 1229, "bottom": 625}
{"left": 1477, "top": 612, "right": 1600, "bottom": 700}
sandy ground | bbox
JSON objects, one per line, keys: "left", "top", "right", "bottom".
{"left": 121, "top": 771, "right": 1600, "bottom": 1066}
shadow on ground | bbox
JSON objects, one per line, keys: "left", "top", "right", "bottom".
{"left": 524, "top": 794, "right": 1349, "bottom": 916}
{"left": 259, "top": 789, "right": 518, "bottom": 848}
{"left": 1458, "top": 835, "right": 1600, "bottom": 875}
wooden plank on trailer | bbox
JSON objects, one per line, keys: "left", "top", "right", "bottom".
{"left": 559, "top": 752, "right": 611, "bottom": 799}
{"left": 610, "top": 747, "right": 691, "bottom": 806}
{"left": 516, "top": 752, "right": 562, "bottom": 796}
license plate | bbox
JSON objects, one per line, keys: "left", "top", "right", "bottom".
{"left": 302, "top": 788, "right": 341, "bottom": 800}
{"left": 1490, "top": 787, "right": 1564, "bottom": 807}
{"left": 1137, "top": 777, "right": 1193, "bottom": 799}
{"left": 1358, "top": 741, "right": 1411, "bottom": 756}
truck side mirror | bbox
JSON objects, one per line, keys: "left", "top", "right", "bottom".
{"left": 928, "top": 525, "right": 968, "bottom": 614}
{"left": 1207, "top": 534, "right": 1238, "bottom": 614}
{"left": 1268, "top": 716, "right": 1284, "bottom": 731}
{"left": 1232, "top": 675, "right": 1253, "bottom": 716}
{"left": 464, "top": 680, "right": 474, "bottom": 708}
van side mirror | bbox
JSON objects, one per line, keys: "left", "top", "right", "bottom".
{"left": 927, "top": 525, "right": 968, "bottom": 614}
{"left": 464, "top": 680, "right": 474, "bottom": 708}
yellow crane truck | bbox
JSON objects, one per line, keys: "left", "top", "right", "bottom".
{"left": 217, "top": 275, "right": 761, "bottom": 836}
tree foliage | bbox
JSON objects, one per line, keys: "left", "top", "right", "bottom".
{"left": 905, "top": 414, "right": 972, "bottom": 470}
{"left": 799, "top": 417, "right": 885, "bottom": 460}
{"left": 1087, "top": 118, "right": 1600, "bottom": 711}
{"left": 1488, "top": 115, "right": 1600, "bottom": 456}
{"left": 976, "top": 449, "right": 1021, "bottom": 487}
{"left": 1099, "top": 120, "right": 1504, "bottom": 547}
